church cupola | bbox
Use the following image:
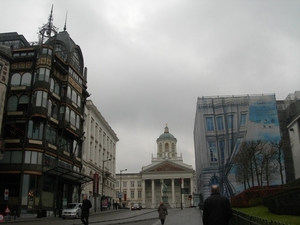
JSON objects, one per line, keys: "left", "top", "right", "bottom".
{"left": 156, "top": 125, "right": 177, "bottom": 159}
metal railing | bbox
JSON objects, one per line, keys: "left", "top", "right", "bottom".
{"left": 230, "top": 210, "right": 290, "bottom": 225}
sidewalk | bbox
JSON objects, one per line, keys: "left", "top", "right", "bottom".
{"left": 1, "top": 208, "right": 203, "bottom": 225}
{"left": 1, "top": 208, "right": 119, "bottom": 223}
{"left": 152, "top": 208, "right": 203, "bottom": 225}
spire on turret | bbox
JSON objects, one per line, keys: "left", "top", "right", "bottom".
{"left": 64, "top": 12, "right": 68, "bottom": 31}
{"left": 164, "top": 124, "right": 169, "bottom": 133}
{"left": 39, "top": 4, "right": 58, "bottom": 44}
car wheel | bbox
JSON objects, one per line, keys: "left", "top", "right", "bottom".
{"left": 62, "top": 217, "right": 65, "bottom": 219}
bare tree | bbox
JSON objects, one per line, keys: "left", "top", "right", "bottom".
{"left": 234, "top": 140, "right": 280, "bottom": 188}
{"left": 259, "top": 143, "right": 278, "bottom": 186}
{"left": 233, "top": 149, "right": 250, "bottom": 190}
{"left": 269, "top": 139, "right": 285, "bottom": 185}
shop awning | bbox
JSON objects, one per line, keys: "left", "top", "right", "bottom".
{"left": 44, "top": 166, "right": 93, "bottom": 185}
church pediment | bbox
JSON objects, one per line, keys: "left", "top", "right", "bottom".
{"left": 144, "top": 161, "right": 192, "bottom": 173}
{"left": 151, "top": 163, "right": 185, "bottom": 172}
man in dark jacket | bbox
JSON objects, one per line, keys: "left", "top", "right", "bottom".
{"left": 81, "top": 195, "right": 92, "bottom": 225}
{"left": 202, "top": 185, "right": 233, "bottom": 225}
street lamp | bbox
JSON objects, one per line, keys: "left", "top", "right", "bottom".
{"left": 119, "top": 169, "right": 127, "bottom": 209}
{"left": 101, "top": 159, "right": 111, "bottom": 211}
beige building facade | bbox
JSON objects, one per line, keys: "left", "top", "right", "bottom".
{"left": 82, "top": 100, "right": 118, "bottom": 211}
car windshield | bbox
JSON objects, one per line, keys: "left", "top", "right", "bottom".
{"left": 133, "top": 204, "right": 139, "bottom": 207}
{"left": 66, "top": 204, "right": 77, "bottom": 209}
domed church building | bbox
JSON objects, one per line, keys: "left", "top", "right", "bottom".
{"left": 116, "top": 125, "right": 196, "bottom": 209}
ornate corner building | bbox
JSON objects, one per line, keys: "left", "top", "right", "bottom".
{"left": 0, "top": 8, "right": 92, "bottom": 216}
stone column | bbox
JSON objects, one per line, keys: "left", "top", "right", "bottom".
{"left": 142, "top": 179, "right": 146, "bottom": 208}
{"left": 171, "top": 178, "right": 175, "bottom": 207}
{"left": 181, "top": 178, "right": 185, "bottom": 208}
{"left": 190, "top": 178, "right": 194, "bottom": 195}
{"left": 151, "top": 179, "right": 155, "bottom": 208}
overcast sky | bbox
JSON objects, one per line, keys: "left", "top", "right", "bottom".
{"left": 2, "top": 0, "right": 299, "bottom": 173}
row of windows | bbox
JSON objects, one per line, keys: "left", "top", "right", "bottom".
{"left": 69, "top": 67, "right": 83, "bottom": 85}
{"left": 114, "top": 191, "right": 142, "bottom": 199}
{"left": 1, "top": 40, "right": 26, "bottom": 49}
{"left": 41, "top": 47, "right": 52, "bottom": 56}
{"left": 116, "top": 181, "right": 142, "bottom": 188}
{"left": 10, "top": 72, "right": 82, "bottom": 108}
{"left": 13, "top": 51, "right": 35, "bottom": 57}
{"left": 206, "top": 113, "right": 247, "bottom": 132}
{"left": 7, "top": 92, "right": 81, "bottom": 129}
{"left": 3, "top": 120, "right": 80, "bottom": 156}
{"left": 0, "top": 150, "right": 43, "bottom": 165}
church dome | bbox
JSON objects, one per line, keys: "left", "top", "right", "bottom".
{"left": 157, "top": 125, "right": 176, "bottom": 141}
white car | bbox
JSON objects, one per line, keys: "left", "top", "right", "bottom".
{"left": 61, "top": 203, "right": 82, "bottom": 219}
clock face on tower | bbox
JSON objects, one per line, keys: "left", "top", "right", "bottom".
{"left": 165, "top": 143, "right": 169, "bottom": 147}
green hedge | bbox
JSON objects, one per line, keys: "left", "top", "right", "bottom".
{"left": 266, "top": 188, "right": 300, "bottom": 215}
{"left": 231, "top": 186, "right": 284, "bottom": 208}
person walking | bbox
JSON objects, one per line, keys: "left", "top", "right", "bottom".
{"left": 157, "top": 201, "right": 168, "bottom": 225}
{"left": 202, "top": 185, "right": 233, "bottom": 225}
{"left": 81, "top": 195, "right": 92, "bottom": 225}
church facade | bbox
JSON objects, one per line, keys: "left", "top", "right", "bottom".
{"left": 116, "top": 126, "right": 196, "bottom": 209}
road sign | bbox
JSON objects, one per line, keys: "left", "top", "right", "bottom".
{"left": 4, "top": 190, "right": 8, "bottom": 201}
{"left": 118, "top": 192, "right": 122, "bottom": 198}
{"left": 4, "top": 207, "right": 10, "bottom": 214}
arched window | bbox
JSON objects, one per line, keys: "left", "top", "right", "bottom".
{"left": 21, "top": 72, "right": 32, "bottom": 86}
{"left": 10, "top": 73, "right": 21, "bottom": 86}
{"left": 61, "top": 85, "right": 67, "bottom": 97}
{"left": 45, "top": 124, "right": 57, "bottom": 145}
{"left": 65, "top": 107, "right": 70, "bottom": 122}
{"left": 76, "top": 115, "right": 80, "bottom": 129}
{"left": 35, "top": 68, "right": 50, "bottom": 82}
{"left": 33, "top": 91, "right": 48, "bottom": 107}
{"left": 47, "top": 100, "right": 52, "bottom": 117}
{"left": 18, "top": 95, "right": 29, "bottom": 111}
{"left": 7, "top": 95, "right": 18, "bottom": 111}
{"left": 210, "top": 176, "right": 219, "bottom": 186}
{"left": 67, "top": 86, "right": 71, "bottom": 99}
{"left": 77, "top": 95, "right": 81, "bottom": 108}
{"left": 27, "top": 120, "right": 44, "bottom": 140}
{"left": 52, "top": 104, "right": 58, "bottom": 119}
{"left": 50, "top": 78, "right": 54, "bottom": 92}
{"left": 70, "top": 110, "right": 76, "bottom": 126}
{"left": 59, "top": 106, "right": 65, "bottom": 120}
{"left": 55, "top": 43, "right": 68, "bottom": 62}
{"left": 50, "top": 78, "right": 60, "bottom": 96}
{"left": 54, "top": 82, "right": 60, "bottom": 95}
{"left": 71, "top": 89, "right": 77, "bottom": 104}
{"left": 71, "top": 49, "right": 81, "bottom": 72}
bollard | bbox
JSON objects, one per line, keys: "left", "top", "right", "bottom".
{"left": 14, "top": 211, "right": 16, "bottom": 220}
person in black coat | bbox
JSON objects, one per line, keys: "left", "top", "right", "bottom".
{"left": 157, "top": 201, "right": 168, "bottom": 225}
{"left": 81, "top": 195, "right": 92, "bottom": 225}
{"left": 202, "top": 185, "right": 233, "bottom": 225}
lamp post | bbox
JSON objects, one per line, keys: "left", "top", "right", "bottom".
{"left": 119, "top": 169, "right": 127, "bottom": 209}
{"left": 101, "top": 159, "right": 111, "bottom": 211}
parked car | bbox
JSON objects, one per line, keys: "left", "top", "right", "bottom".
{"left": 61, "top": 203, "right": 82, "bottom": 219}
{"left": 131, "top": 203, "right": 141, "bottom": 210}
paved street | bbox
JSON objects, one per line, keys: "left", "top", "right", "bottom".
{"left": 2, "top": 207, "right": 203, "bottom": 225}
{"left": 153, "top": 208, "right": 203, "bottom": 225}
